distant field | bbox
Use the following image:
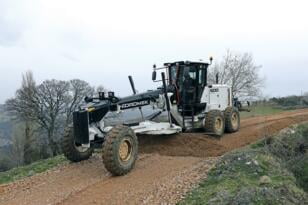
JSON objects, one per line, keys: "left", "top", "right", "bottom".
{"left": 240, "top": 105, "right": 287, "bottom": 119}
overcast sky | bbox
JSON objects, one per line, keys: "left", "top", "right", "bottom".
{"left": 0, "top": 0, "right": 307, "bottom": 103}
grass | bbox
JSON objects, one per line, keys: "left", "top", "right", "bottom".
{"left": 179, "top": 123, "right": 308, "bottom": 205}
{"left": 240, "top": 104, "right": 286, "bottom": 119}
{"left": 181, "top": 153, "right": 301, "bottom": 205}
{"left": 0, "top": 155, "right": 67, "bottom": 185}
{"left": 293, "top": 159, "right": 308, "bottom": 191}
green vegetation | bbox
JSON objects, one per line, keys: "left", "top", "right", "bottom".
{"left": 240, "top": 104, "right": 286, "bottom": 118}
{"left": 180, "top": 123, "right": 308, "bottom": 205}
{"left": 270, "top": 95, "right": 308, "bottom": 109}
{"left": 0, "top": 155, "right": 67, "bottom": 184}
{"left": 0, "top": 106, "right": 10, "bottom": 121}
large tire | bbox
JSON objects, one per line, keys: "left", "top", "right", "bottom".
{"left": 204, "top": 110, "right": 225, "bottom": 137}
{"left": 62, "top": 126, "right": 94, "bottom": 162}
{"left": 224, "top": 107, "right": 240, "bottom": 133}
{"left": 102, "top": 125, "right": 138, "bottom": 176}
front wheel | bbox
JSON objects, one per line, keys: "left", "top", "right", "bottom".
{"left": 62, "top": 126, "right": 94, "bottom": 162}
{"left": 204, "top": 110, "right": 225, "bottom": 137}
{"left": 102, "top": 125, "right": 138, "bottom": 176}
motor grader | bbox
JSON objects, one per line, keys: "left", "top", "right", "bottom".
{"left": 62, "top": 58, "right": 240, "bottom": 175}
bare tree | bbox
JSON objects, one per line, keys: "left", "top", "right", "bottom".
{"left": 9, "top": 124, "right": 26, "bottom": 166}
{"left": 96, "top": 85, "right": 108, "bottom": 93}
{"left": 208, "top": 50, "right": 264, "bottom": 98}
{"left": 303, "top": 92, "right": 308, "bottom": 105}
{"left": 6, "top": 77, "right": 70, "bottom": 156}
{"left": 65, "top": 79, "right": 94, "bottom": 125}
{"left": 5, "top": 71, "right": 37, "bottom": 163}
{"left": 6, "top": 71, "right": 36, "bottom": 121}
{"left": 6, "top": 71, "right": 105, "bottom": 157}
{"left": 34, "top": 79, "right": 70, "bottom": 155}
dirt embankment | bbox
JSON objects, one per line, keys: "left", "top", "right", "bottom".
{"left": 180, "top": 123, "right": 308, "bottom": 204}
{"left": 1, "top": 109, "right": 308, "bottom": 205}
{"left": 139, "top": 109, "right": 308, "bottom": 157}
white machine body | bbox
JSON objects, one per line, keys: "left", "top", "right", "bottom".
{"left": 201, "top": 84, "right": 232, "bottom": 112}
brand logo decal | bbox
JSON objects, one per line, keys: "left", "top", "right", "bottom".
{"left": 210, "top": 88, "right": 219, "bottom": 92}
{"left": 120, "top": 100, "right": 150, "bottom": 110}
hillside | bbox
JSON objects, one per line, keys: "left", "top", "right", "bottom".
{"left": 0, "top": 104, "right": 13, "bottom": 167}
{"left": 0, "top": 105, "right": 12, "bottom": 147}
{"left": 181, "top": 124, "right": 308, "bottom": 204}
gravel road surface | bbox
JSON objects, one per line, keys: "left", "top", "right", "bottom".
{"left": 1, "top": 109, "right": 308, "bottom": 205}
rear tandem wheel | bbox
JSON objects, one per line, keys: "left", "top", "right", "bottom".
{"left": 224, "top": 107, "right": 240, "bottom": 133}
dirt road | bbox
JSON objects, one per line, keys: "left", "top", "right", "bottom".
{"left": 1, "top": 109, "right": 308, "bottom": 205}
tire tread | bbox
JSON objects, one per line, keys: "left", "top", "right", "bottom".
{"left": 62, "top": 125, "right": 94, "bottom": 162}
{"left": 102, "top": 125, "right": 138, "bottom": 176}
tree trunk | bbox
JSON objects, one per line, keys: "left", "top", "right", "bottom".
{"left": 24, "top": 122, "right": 32, "bottom": 164}
{"left": 47, "top": 128, "right": 58, "bottom": 156}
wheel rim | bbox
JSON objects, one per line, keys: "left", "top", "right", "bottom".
{"left": 231, "top": 112, "right": 238, "bottom": 128}
{"left": 74, "top": 143, "right": 89, "bottom": 153}
{"left": 215, "top": 117, "right": 223, "bottom": 131}
{"left": 119, "top": 138, "right": 133, "bottom": 162}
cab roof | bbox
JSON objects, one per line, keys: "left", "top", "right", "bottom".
{"left": 163, "top": 61, "right": 210, "bottom": 67}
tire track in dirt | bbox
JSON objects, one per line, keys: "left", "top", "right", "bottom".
{"left": 1, "top": 109, "right": 308, "bottom": 205}
{"left": 60, "top": 156, "right": 218, "bottom": 205}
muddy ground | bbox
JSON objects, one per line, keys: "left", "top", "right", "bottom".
{"left": 1, "top": 109, "right": 308, "bottom": 205}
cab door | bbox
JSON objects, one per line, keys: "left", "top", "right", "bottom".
{"left": 179, "top": 66, "right": 197, "bottom": 106}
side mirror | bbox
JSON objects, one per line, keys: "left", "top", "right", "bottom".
{"left": 152, "top": 70, "right": 157, "bottom": 81}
